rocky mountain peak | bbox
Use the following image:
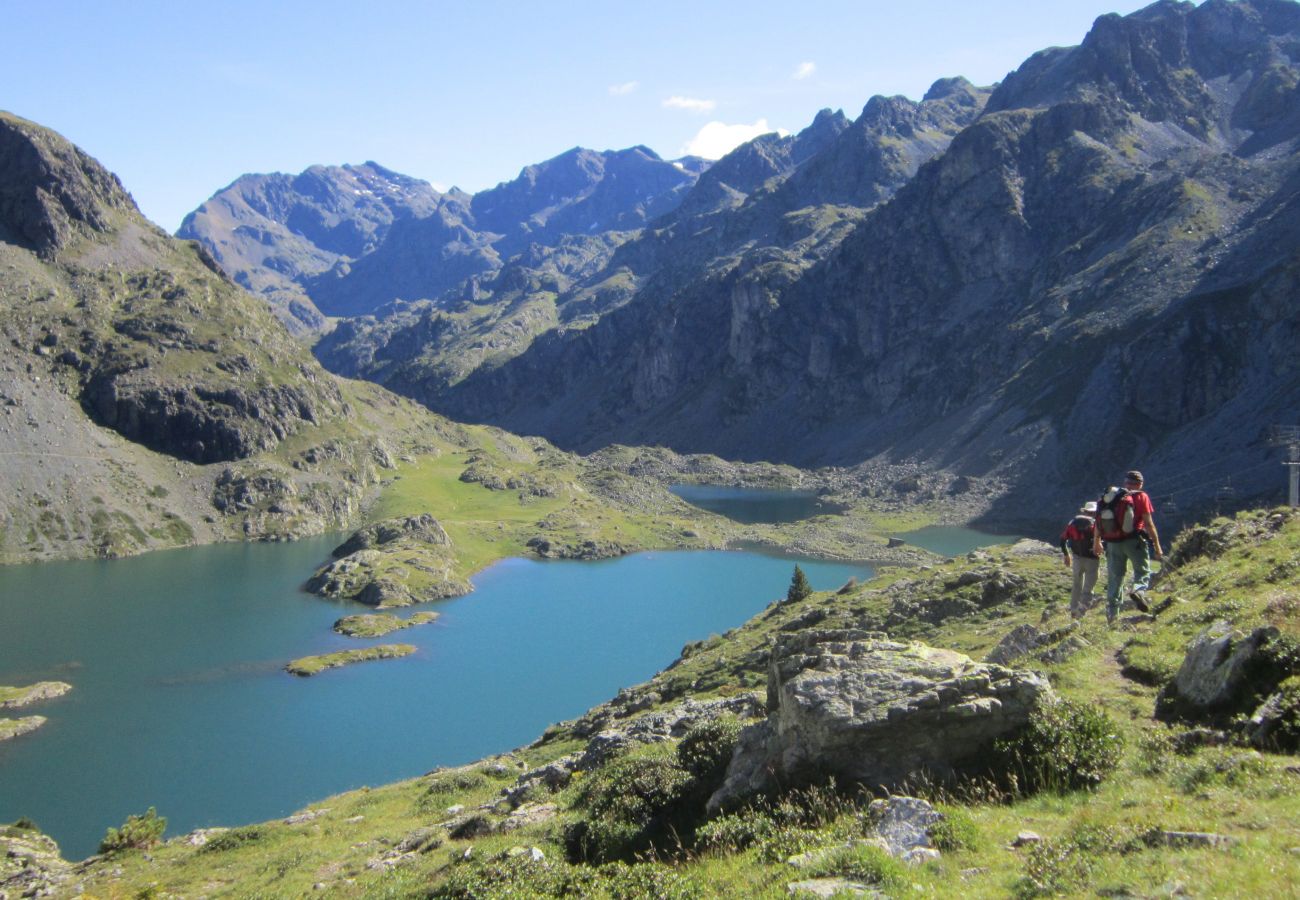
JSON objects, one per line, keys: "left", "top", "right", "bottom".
{"left": 795, "top": 108, "right": 852, "bottom": 160}
{"left": 922, "top": 75, "right": 979, "bottom": 103}
{"left": 987, "top": 0, "right": 1300, "bottom": 142}
{"left": 0, "top": 111, "right": 138, "bottom": 258}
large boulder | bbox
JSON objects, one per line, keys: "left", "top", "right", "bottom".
{"left": 708, "top": 630, "right": 1052, "bottom": 812}
{"left": 1160, "top": 620, "right": 1282, "bottom": 715}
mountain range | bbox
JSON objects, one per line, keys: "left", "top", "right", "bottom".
{"left": 21, "top": 0, "right": 1297, "bottom": 533}
{"left": 179, "top": 0, "right": 1300, "bottom": 525}
{"left": 178, "top": 148, "right": 708, "bottom": 330}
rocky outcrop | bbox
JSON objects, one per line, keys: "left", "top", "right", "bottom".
{"left": 82, "top": 373, "right": 342, "bottom": 465}
{"left": 306, "top": 515, "right": 470, "bottom": 607}
{"left": 707, "top": 630, "right": 1052, "bottom": 812}
{"left": 986, "top": 622, "right": 1085, "bottom": 666}
{"left": 563, "top": 691, "right": 764, "bottom": 743}
{"left": 525, "top": 536, "right": 626, "bottom": 561}
{"left": 867, "top": 796, "right": 944, "bottom": 862}
{"left": 0, "top": 827, "right": 73, "bottom": 897}
{"left": 1246, "top": 680, "right": 1300, "bottom": 751}
{"left": 507, "top": 694, "right": 765, "bottom": 808}
{"left": 332, "top": 514, "right": 450, "bottom": 557}
{"left": 1160, "top": 620, "right": 1286, "bottom": 716}
{"left": 0, "top": 111, "right": 136, "bottom": 257}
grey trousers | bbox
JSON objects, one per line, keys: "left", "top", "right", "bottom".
{"left": 1105, "top": 537, "right": 1151, "bottom": 619}
{"left": 1070, "top": 555, "right": 1100, "bottom": 618}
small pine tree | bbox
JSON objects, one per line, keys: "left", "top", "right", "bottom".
{"left": 99, "top": 807, "right": 166, "bottom": 854}
{"left": 786, "top": 565, "right": 813, "bottom": 603}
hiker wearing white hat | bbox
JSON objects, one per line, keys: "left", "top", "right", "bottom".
{"left": 1060, "top": 501, "right": 1101, "bottom": 619}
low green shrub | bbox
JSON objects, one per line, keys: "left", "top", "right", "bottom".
{"left": 1012, "top": 823, "right": 1144, "bottom": 899}
{"left": 693, "top": 811, "right": 774, "bottom": 852}
{"left": 432, "top": 854, "right": 594, "bottom": 899}
{"left": 675, "top": 717, "right": 741, "bottom": 783}
{"left": 754, "top": 824, "right": 826, "bottom": 864}
{"left": 98, "top": 807, "right": 166, "bottom": 854}
{"left": 805, "top": 842, "right": 906, "bottom": 891}
{"left": 770, "top": 779, "right": 854, "bottom": 828}
{"left": 1014, "top": 837, "right": 1096, "bottom": 898}
{"left": 1169, "top": 748, "right": 1270, "bottom": 793}
{"left": 198, "top": 825, "right": 265, "bottom": 854}
{"left": 1131, "top": 728, "right": 1175, "bottom": 776}
{"left": 995, "top": 699, "right": 1124, "bottom": 794}
{"left": 566, "top": 753, "right": 694, "bottom": 862}
{"left": 430, "top": 854, "right": 704, "bottom": 899}
{"left": 1257, "top": 676, "right": 1300, "bottom": 752}
{"left": 424, "top": 769, "right": 487, "bottom": 797}
{"left": 597, "top": 861, "right": 706, "bottom": 899}
{"left": 928, "top": 807, "right": 981, "bottom": 852}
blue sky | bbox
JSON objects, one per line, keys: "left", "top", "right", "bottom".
{"left": 4, "top": 0, "right": 1154, "bottom": 231}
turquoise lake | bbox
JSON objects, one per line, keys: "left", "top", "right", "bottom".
{"left": 0, "top": 538, "right": 888, "bottom": 860}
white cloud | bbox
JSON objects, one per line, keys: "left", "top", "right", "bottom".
{"left": 663, "top": 95, "right": 717, "bottom": 114}
{"left": 681, "top": 119, "right": 788, "bottom": 159}
{"left": 793, "top": 61, "right": 816, "bottom": 80}
{"left": 608, "top": 81, "right": 639, "bottom": 96}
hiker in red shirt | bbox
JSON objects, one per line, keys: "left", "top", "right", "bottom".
{"left": 1092, "top": 470, "right": 1164, "bottom": 624}
{"left": 1059, "top": 501, "right": 1101, "bottom": 620}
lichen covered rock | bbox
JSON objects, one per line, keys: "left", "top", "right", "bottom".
{"left": 708, "top": 630, "right": 1052, "bottom": 812}
{"left": 1160, "top": 620, "right": 1283, "bottom": 715}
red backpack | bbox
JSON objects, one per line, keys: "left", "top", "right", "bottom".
{"left": 1097, "top": 487, "right": 1136, "bottom": 541}
{"left": 1065, "top": 516, "right": 1096, "bottom": 556}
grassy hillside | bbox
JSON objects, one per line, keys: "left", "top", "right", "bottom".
{"left": 16, "top": 506, "right": 1295, "bottom": 898}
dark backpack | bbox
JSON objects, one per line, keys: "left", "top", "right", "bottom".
{"left": 1066, "top": 515, "right": 1096, "bottom": 556}
{"left": 1097, "top": 487, "right": 1136, "bottom": 541}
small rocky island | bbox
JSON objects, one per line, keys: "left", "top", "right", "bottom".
{"left": 306, "top": 515, "right": 471, "bottom": 608}
{"left": 0, "top": 682, "right": 72, "bottom": 709}
{"left": 333, "top": 612, "right": 440, "bottom": 638}
{"left": 0, "top": 683, "right": 73, "bottom": 742}
{"left": 285, "top": 644, "right": 417, "bottom": 677}
{"left": 0, "top": 717, "right": 47, "bottom": 742}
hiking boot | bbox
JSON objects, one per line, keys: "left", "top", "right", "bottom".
{"left": 1128, "top": 589, "right": 1150, "bottom": 613}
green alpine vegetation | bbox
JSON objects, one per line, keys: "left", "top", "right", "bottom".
{"left": 13, "top": 505, "right": 1295, "bottom": 898}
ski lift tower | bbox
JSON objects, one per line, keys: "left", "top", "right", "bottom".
{"left": 1271, "top": 426, "right": 1300, "bottom": 508}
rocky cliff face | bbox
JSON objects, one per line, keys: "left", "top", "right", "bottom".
{"left": 400, "top": 0, "right": 1300, "bottom": 524}
{"left": 0, "top": 113, "right": 138, "bottom": 258}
